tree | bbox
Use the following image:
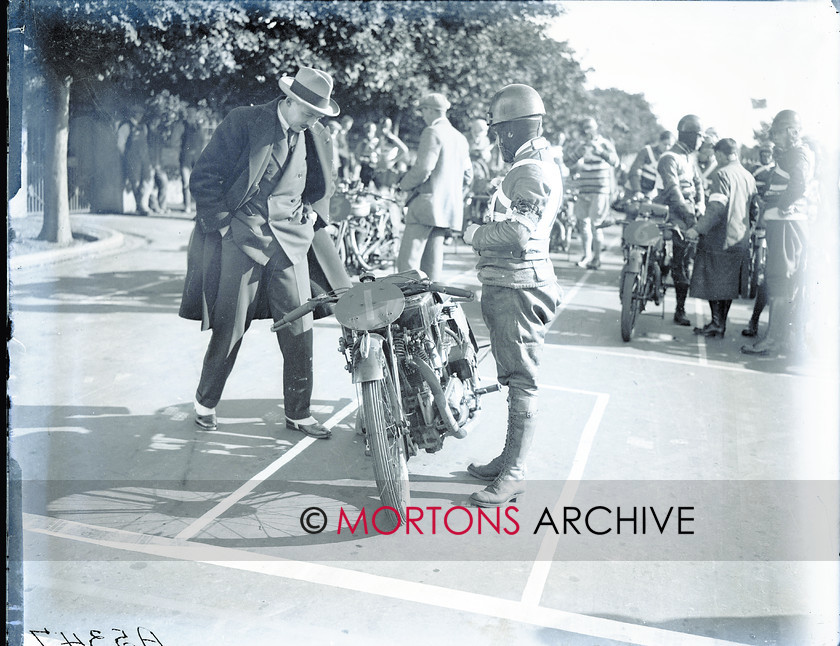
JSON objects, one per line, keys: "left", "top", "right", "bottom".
{"left": 22, "top": 0, "right": 658, "bottom": 238}
{"left": 588, "top": 88, "right": 662, "bottom": 157}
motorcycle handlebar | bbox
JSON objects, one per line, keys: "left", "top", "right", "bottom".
{"left": 427, "top": 282, "right": 475, "bottom": 301}
{"left": 270, "top": 295, "right": 336, "bottom": 332}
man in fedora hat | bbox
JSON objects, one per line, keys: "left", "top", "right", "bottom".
{"left": 396, "top": 92, "right": 472, "bottom": 281}
{"left": 180, "top": 67, "right": 349, "bottom": 438}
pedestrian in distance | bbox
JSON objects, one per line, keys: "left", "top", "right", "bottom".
{"left": 655, "top": 114, "right": 706, "bottom": 326}
{"left": 741, "top": 140, "right": 776, "bottom": 338}
{"left": 563, "top": 116, "right": 619, "bottom": 270}
{"left": 117, "top": 104, "right": 154, "bottom": 216}
{"left": 179, "top": 67, "right": 350, "bottom": 438}
{"left": 741, "top": 109, "right": 815, "bottom": 357}
{"left": 179, "top": 106, "right": 210, "bottom": 213}
{"left": 685, "top": 138, "right": 758, "bottom": 337}
{"left": 395, "top": 92, "right": 473, "bottom": 282}
{"left": 462, "top": 83, "right": 564, "bottom": 507}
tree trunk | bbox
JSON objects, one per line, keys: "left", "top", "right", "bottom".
{"left": 38, "top": 69, "right": 73, "bottom": 245}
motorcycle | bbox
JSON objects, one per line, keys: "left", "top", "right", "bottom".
{"left": 549, "top": 188, "right": 578, "bottom": 254}
{"left": 271, "top": 270, "right": 500, "bottom": 528}
{"left": 329, "top": 182, "right": 403, "bottom": 275}
{"left": 610, "top": 198, "right": 682, "bottom": 342}
{"left": 747, "top": 227, "right": 766, "bottom": 299}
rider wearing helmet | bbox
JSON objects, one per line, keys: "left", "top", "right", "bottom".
{"left": 462, "top": 83, "right": 564, "bottom": 507}
{"left": 741, "top": 109, "right": 814, "bottom": 356}
{"left": 656, "top": 114, "right": 706, "bottom": 326}
{"left": 750, "top": 142, "right": 776, "bottom": 194}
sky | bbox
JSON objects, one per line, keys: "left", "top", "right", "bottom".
{"left": 548, "top": 1, "right": 840, "bottom": 150}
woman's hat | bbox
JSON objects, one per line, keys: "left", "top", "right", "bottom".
{"left": 278, "top": 67, "right": 340, "bottom": 117}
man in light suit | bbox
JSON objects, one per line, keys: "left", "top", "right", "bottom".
{"left": 179, "top": 67, "right": 346, "bottom": 439}
{"left": 396, "top": 93, "right": 473, "bottom": 281}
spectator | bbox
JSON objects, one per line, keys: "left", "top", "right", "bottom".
{"left": 697, "top": 139, "right": 718, "bottom": 194}
{"left": 395, "top": 92, "right": 472, "bottom": 281}
{"left": 353, "top": 122, "right": 380, "bottom": 189}
{"left": 685, "top": 138, "right": 757, "bottom": 336}
{"left": 179, "top": 67, "right": 348, "bottom": 438}
{"left": 741, "top": 141, "right": 775, "bottom": 338}
{"left": 117, "top": 105, "right": 153, "bottom": 215}
{"left": 336, "top": 114, "right": 356, "bottom": 183}
{"left": 374, "top": 117, "right": 410, "bottom": 189}
{"left": 179, "top": 106, "right": 209, "bottom": 213}
{"left": 563, "top": 116, "right": 619, "bottom": 269}
{"left": 147, "top": 115, "right": 170, "bottom": 213}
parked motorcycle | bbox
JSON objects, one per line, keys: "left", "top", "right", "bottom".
{"left": 329, "top": 183, "right": 403, "bottom": 275}
{"left": 610, "top": 198, "right": 683, "bottom": 342}
{"left": 271, "top": 270, "right": 500, "bottom": 528}
{"left": 747, "top": 227, "right": 766, "bottom": 300}
{"left": 549, "top": 188, "right": 578, "bottom": 254}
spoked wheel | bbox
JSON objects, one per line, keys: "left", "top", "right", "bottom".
{"left": 361, "top": 375, "right": 409, "bottom": 530}
{"left": 620, "top": 271, "right": 640, "bottom": 342}
{"left": 748, "top": 242, "right": 765, "bottom": 299}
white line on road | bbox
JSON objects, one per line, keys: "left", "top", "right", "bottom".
{"left": 23, "top": 512, "right": 752, "bottom": 646}
{"left": 693, "top": 298, "right": 709, "bottom": 366}
{"left": 175, "top": 400, "right": 358, "bottom": 540}
{"left": 520, "top": 385, "right": 610, "bottom": 607}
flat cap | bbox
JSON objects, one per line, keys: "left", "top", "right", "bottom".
{"left": 418, "top": 92, "right": 451, "bottom": 111}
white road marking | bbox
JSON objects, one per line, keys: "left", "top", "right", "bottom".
{"left": 174, "top": 400, "right": 358, "bottom": 540}
{"left": 520, "top": 384, "right": 610, "bottom": 607}
{"left": 23, "top": 513, "right": 752, "bottom": 646}
{"left": 693, "top": 298, "right": 709, "bottom": 366}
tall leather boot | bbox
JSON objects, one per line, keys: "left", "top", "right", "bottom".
{"left": 673, "top": 285, "right": 691, "bottom": 326}
{"left": 467, "top": 435, "right": 509, "bottom": 481}
{"left": 719, "top": 299, "right": 732, "bottom": 334}
{"left": 695, "top": 301, "right": 725, "bottom": 337}
{"left": 470, "top": 410, "right": 536, "bottom": 507}
{"left": 742, "top": 284, "right": 766, "bottom": 337}
{"left": 742, "top": 296, "right": 789, "bottom": 355}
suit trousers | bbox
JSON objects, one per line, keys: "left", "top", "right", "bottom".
{"left": 196, "top": 233, "right": 313, "bottom": 418}
{"left": 397, "top": 222, "right": 449, "bottom": 282}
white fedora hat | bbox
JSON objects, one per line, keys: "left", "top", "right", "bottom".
{"left": 278, "top": 67, "right": 340, "bottom": 117}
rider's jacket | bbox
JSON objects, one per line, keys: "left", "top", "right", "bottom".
{"left": 470, "top": 136, "right": 563, "bottom": 288}
{"left": 762, "top": 143, "right": 814, "bottom": 222}
{"left": 656, "top": 141, "right": 704, "bottom": 229}
{"left": 632, "top": 144, "right": 661, "bottom": 194}
{"left": 750, "top": 161, "right": 775, "bottom": 197}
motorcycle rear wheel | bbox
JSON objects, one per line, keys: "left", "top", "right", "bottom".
{"left": 620, "top": 271, "right": 640, "bottom": 342}
{"left": 748, "top": 243, "right": 765, "bottom": 299}
{"left": 361, "top": 377, "right": 410, "bottom": 530}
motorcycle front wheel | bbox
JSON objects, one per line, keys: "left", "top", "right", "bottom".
{"left": 620, "top": 271, "right": 640, "bottom": 342}
{"left": 361, "top": 377, "right": 410, "bottom": 531}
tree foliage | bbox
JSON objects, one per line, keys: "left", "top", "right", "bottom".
{"left": 22, "top": 0, "right": 662, "bottom": 240}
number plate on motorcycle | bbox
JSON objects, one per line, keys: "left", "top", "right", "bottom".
{"left": 334, "top": 281, "right": 406, "bottom": 331}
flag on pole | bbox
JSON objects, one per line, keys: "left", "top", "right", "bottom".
{"left": 751, "top": 98, "right": 767, "bottom": 109}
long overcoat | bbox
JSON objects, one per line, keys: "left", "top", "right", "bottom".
{"left": 179, "top": 98, "right": 349, "bottom": 330}
{"left": 689, "top": 160, "right": 757, "bottom": 300}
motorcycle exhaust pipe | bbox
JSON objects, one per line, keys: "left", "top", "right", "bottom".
{"left": 408, "top": 357, "right": 466, "bottom": 439}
